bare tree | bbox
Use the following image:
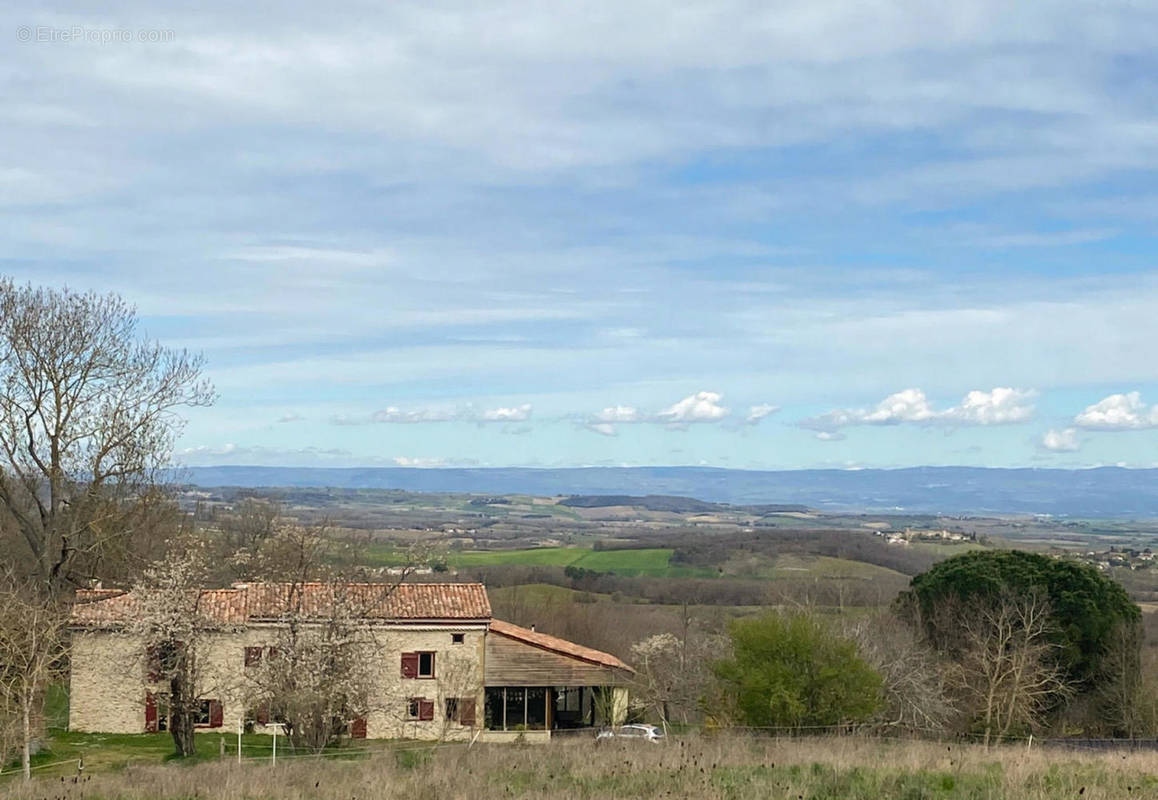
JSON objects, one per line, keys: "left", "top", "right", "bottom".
{"left": 1093, "top": 620, "right": 1145, "bottom": 737}
{"left": 242, "top": 526, "right": 431, "bottom": 751}
{"left": 944, "top": 592, "right": 1071, "bottom": 746}
{"left": 0, "top": 569, "right": 68, "bottom": 780}
{"left": 0, "top": 279, "right": 214, "bottom": 597}
{"left": 630, "top": 625, "right": 723, "bottom": 728}
{"left": 843, "top": 613, "right": 958, "bottom": 733}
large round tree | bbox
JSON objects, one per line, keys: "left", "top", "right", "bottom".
{"left": 899, "top": 549, "right": 1140, "bottom": 694}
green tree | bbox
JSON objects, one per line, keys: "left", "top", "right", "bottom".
{"left": 712, "top": 612, "right": 882, "bottom": 729}
{"left": 898, "top": 550, "right": 1141, "bottom": 695}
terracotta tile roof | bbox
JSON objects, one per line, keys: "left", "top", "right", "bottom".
{"left": 71, "top": 583, "right": 491, "bottom": 625}
{"left": 489, "top": 619, "right": 634, "bottom": 673}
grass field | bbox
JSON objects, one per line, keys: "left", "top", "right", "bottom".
{"left": 7, "top": 735, "right": 1158, "bottom": 799}
{"left": 362, "top": 545, "right": 719, "bottom": 578}
{"left": 362, "top": 545, "right": 910, "bottom": 583}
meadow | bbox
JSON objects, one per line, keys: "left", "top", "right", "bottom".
{"left": 6, "top": 734, "right": 1158, "bottom": 799}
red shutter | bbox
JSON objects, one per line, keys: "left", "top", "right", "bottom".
{"left": 244, "top": 646, "right": 263, "bottom": 667}
{"left": 400, "top": 652, "right": 418, "bottom": 678}
{"left": 256, "top": 703, "right": 270, "bottom": 725}
{"left": 459, "top": 698, "right": 476, "bottom": 726}
{"left": 419, "top": 699, "right": 435, "bottom": 721}
{"left": 209, "top": 700, "right": 224, "bottom": 728}
{"left": 350, "top": 717, "right": 367, "bottom": 738}
{"left": 146, "top": 646, "right": 160, "bottom": 682}
{"left": 145, "top": 692, "right": 158, "bottom": 732}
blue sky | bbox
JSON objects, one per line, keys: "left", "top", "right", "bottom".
{"left": 5, "top": 1, "right": 1158, "bottom": 469}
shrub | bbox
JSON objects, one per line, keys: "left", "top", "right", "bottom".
{"left": 712, "top": 612, "right": 882, "bottom": 729}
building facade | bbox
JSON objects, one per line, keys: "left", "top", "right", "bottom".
{"left": 69, "top": 582, "right": 631, "bottom": 742}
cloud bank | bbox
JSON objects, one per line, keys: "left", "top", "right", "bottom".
{"left": 801, "top": 388, "right": 1036, "bottom": 434}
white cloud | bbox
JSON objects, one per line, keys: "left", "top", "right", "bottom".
{"left": 801, "top": 387, "right": 1036, "bottom": 432}
{"left": 391, "top": 456, "right": 448, "bottom": 468}
{"left": 1074, "top": 392, "right": 1158, "bottom": 430}
{"left": 744, "top": 403, "right": 780, "bottom": 425}
{"left": 371, "top": 406, "right": 458, "bottom": 424}
{"left": 657, "top": 391, "right": 730, "bottom": 424}
{"left": 337, "top": 403, "right": 533, "bottom": 425}
{"left": 1040, "top": 428, "right": 1080, "bottom": 452}
{"left": 276, "top": 413, "right": 304, "bottom": 423}
{"left": 480, "top": 404, "right": 533, "bottom": 422}
{"left": 174, "top": 444, "right": 366, "bottom": 466}
{"left": 943, "top": 388, "right": 1037, "bottom": 425}
{"left": 582, "top": 391, "right": 731, "bottom": 435}
{"left": 594, "top": 405, "right": 643, "bottom": 423}
{"left": 815, "top": 431, "right": 846, "bottom": 442}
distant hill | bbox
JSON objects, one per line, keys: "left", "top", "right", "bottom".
{"left": 177, "top": 465, "right": 1158, "bottom": 517}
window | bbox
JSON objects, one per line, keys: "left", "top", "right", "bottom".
{"left": 407, "top": 698, "right": 434, "bottom": 721}
{"left": 402, "top": 651, "right": 436, "bottom": 679}
{"left": 145, "top": 692, "right": 170, "bottom": 732}
{"left": 244, "top": 646, "right": 263, "bottom": 667}
{"left": 451, "top": 633, "right": 465, "bottom": 644}
{"left": 194, "top": 699, "right": 224, "bottom": 728}
{"left": 145, "top": 641, "right": 182, "bottom": 682}
{"left": 445, "top": 697, "right": 476, "bottom": 726}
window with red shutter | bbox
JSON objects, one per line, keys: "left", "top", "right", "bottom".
{"left": 417, "top": 651, "right": 435, "bottom": 678}
{"left": 350, "top": 717, "right": 367, "bottom": 738}
{"left": 459, "top": 698, "right": 476, "bottom": 726}
{"left": 256, "top": 702, "right": 270, "bottom": 725}
{"left": 244, "top": 646, "right": 263, "bottom": 667}
{"left": 407, "top": 697, "right": 421, "bottom": 719}
{"left": 146, "top": 645, "right": 160, "bottom": 682}
{"left": 400, "top": 652, "right": 419, "bottom": 678}
{"left": 145, "top": 692, "right": 158, "bottom": 732}
{"left": 418, "top": 699, "right": 435, "bottom": 721}
{"left": 209, "top": 699, "right": 224, "bottom": 728}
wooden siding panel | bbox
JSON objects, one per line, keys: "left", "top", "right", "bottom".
{"left": 484, "top": 633, "right": 628, "bottom": 686}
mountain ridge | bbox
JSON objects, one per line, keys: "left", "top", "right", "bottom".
{"left": 176, "top": 465, "right": 1158, "bottom": 517}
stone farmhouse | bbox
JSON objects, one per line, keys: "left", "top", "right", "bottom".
{"left": 68, "top": 582, "right": 632, "bottom": 743}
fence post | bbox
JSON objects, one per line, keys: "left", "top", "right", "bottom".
{"left": 237, "top": 717, "right": 243, "bottom": 765}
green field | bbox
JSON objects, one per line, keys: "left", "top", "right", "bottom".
{"left": 360, "top": 545, "right": 720, "bottom": 578}
{"left": 360, "top": 544, "right": 916, "bottom": 582}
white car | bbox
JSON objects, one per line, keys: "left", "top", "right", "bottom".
{"left": 595, "top": 724, "right": 666, "bottom": 742}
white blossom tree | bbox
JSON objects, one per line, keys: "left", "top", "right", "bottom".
{"left": 125, "top": 543, "right": 227, "bottom": 757}
{"left": 0, "top": 570, "right": 68, "bottom": 779}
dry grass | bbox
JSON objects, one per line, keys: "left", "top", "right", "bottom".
{"left": 6, "top": 735, "right": 1158, "bottom": 799}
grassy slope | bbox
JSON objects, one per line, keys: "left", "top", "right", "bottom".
{"left": 6, "top": 735, "right": 1158, "bottom": 799}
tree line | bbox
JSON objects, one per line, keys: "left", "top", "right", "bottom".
{"left": 630, "top": 549, "right": 1145, "bottom": 744}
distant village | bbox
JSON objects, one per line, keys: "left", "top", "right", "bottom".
{"left": 1077, "top": 546, "right": 1157, "bottom": 572}
{"left": 873, "top": 527, "right": 976, "bottom": 546}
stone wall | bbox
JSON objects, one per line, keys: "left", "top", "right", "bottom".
{"left": 68, "top": 623, "right": 487, "bottom": 740}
